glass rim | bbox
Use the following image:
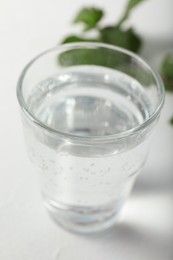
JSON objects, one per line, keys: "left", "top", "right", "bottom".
{"left": 17, "top": 42, "right": 165, "bottom": 141}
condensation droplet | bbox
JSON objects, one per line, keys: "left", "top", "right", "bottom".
{"left": 49, "top": 160, "right": 55, "bottom": 164}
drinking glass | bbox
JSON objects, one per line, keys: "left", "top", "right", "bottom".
{"left": 17, "top": 43, "right": 164, "bottom": 235}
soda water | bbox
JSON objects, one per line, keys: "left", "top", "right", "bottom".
{"left": 25, "top": 66, "right": 151, "bottom": 232}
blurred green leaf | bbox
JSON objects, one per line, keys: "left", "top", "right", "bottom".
{"left": 74, "top": 7, "right": 104, "bottom": 31}
{"left": 161, "top": 53, "right": 173, "bottom": 92}
{"left": 117, "top": 0, "right": 146, "bottom": 27}
{"left": 62, "top": 35, "right": 98, "bottom": 44}
{"left": 170, "top": 117, "right": 173, "bottom": 125}
{"left": 100, "top": 26, "right": 142, "bottom": 53}
{"left": 58, "top": 47, "right": 126, "bottom": 68}
{"left": 59, "top": 1, "right": 144, "bottom": 69}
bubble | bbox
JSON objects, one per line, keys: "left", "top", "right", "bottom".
{"left": 39, "top": 163, "right": 48, "bottom": 171}
{"left": 83, "top": 168, "right": 89, "bottom": 172}
{"left": 49, "top": 160, "right": 55, "bottom": 164}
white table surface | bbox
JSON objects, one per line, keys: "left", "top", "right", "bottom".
{"left": 0, "top": 0, "right": 173, "bottom": 259}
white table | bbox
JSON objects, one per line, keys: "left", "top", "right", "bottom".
{"left": 0, "top": 0, "right": 173, "bottom": 259}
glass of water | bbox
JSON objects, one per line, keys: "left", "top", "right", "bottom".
{"left": 17, "top": 43, "right": 164, "bottom": 235}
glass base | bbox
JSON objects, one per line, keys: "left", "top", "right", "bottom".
{"left": 44, "top": 198, "right": 123, "bottom": 235}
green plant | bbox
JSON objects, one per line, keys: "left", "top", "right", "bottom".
{"left": 59, "top": 0, "right": 145, "bottom": 68}
{"left": 62, "top": 0, "right": 145, "bottom": 53}
{"left": 160, "top": 53, "right": 173, "bottom": 125}
{"left": 160, "top": 53, "right": 173, "bottom": 92}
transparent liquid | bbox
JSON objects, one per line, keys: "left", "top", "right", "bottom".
{"left": 26, "top": 66, "right": 151, "bottom": 234}
{"left": 28, "top": 66, "right": 150, "bottom": 136}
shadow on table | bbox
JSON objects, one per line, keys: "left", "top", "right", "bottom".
{"left": 98, "top": 222, "right": 172, "bottom": 260}
{"left": 55, "top": 222, "right": 172, "bottom": 260}
{"left": 56, "top": 166, "right": 173, "bottom": 260}
{"left": 133, "top": 166, "right": 173, "bottom": 195}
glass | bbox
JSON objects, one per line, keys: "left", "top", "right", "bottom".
{"left": 17, "top": 43, "right": 164, "bottom": 235}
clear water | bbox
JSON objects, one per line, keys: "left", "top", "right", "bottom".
{"left": 28, "top": 66, "right": 150, "bottom": 137}
{"left": 25, "top": 66, "right": 151, "bottom": 234}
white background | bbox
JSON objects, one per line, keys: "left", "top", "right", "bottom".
{"left": 0, "top": 0, "right": 173, "bottom": 259}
